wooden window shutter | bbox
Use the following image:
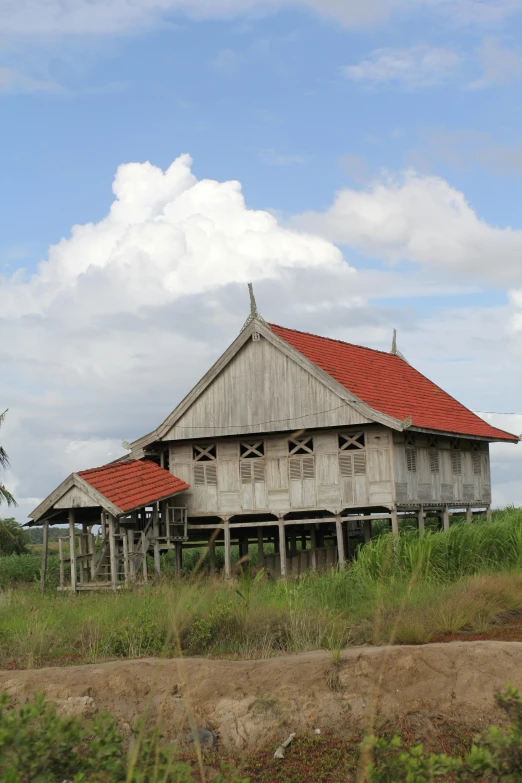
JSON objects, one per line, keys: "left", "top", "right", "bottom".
{"left": 429, "top": 448, "right": 440, "bottom": 474}
{"left": 194, "top": 464, "right": 206, "bottom": 486}
{"left": 253, "top": 460, "right": 266, "bottom": 483}
{"left": 205, "top": 463, "right": 218, "bottom": 486}
{"left": 353, "top": 452, "right": 366, "bottom": 476}
{"left": 289, "top": 456, "right": 302, "bottom": 481}
{"left": 472, "top": 452, "right": 481, "bottom": 475}
{"left": 302, "top": 456, "right": 315, "bottom": 480}
{"left": 451, "top": 450, "right": 462, "bottom": 476}
{"left": 406, "top": 446, "right": 417, "bottom": 473}
{"left": 240, "top": 461, "right": 252, "bottom": 485}
{"left": 339, "top": 453, "right": 353, "bottom": 478}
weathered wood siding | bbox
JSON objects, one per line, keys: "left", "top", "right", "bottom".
{"left": 163, "top": 335, "right": 371, "bottom": 441}
{"left": 54, "top": 486, "right": 97, "bottom": 509}
{"left": 393, "top": 433, "right": 491, "bottom": 504}
{"left": 169, "top": 425, "right": 394, "bottom": 517}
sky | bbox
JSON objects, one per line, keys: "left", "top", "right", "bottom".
{"left": 1, "top": 0, "right": 521, "bottom": 522}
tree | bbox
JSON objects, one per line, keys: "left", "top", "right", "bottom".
{"left": 0, "top": 518, "right": 27, "bottom": 555}
{"left": 0, "top": 410, "right": 16, "bottom": 507}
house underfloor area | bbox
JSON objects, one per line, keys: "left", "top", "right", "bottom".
{"left": 36, "top": 501, "right": 490, "bottom": 591}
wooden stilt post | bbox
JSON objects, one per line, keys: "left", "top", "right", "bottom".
{"left": 310, "top": 524, "right": 317, "bottom": 570}
{"left": 486, "top": 506, "right": 492, "bottom": 520}
{"left": 466, "top": 507, "right": 472, "bottom": 524}
{"left": 153, "top": 504, "right": 161, "bottom": 576}
{"left": 257, "top": 527, "right": 264, "bottom": 568}
{"left": 40, "top": 521, "right": 49, "bottom": 592}
{"left": 78, "top": 525, "right": 86, "bottom": 585}
{"left": 278, "top": 518, "right": 287, "bottom": 578}
{"left": 141, "top": 531, "right": 148, "bottom": 582}
{"left": 58, "top": 537, "right": 65, "bottom": 589}
{"left": 335, "top": 515, "right": 345, "bottom": 567}
{"left": 391, "top": 509, "right": 399, "bottom": 537}
{"left": 363, "top": 519, "right": 372, "bottom": 544}
{"left": 417, "top": 508, "right": 425, "bottom": 534}
{"left": 223, "top": 518, "right": 231, "bottom": 577}
{"left": 442, "top": 508, "right": 450, "bottom": 532}
{"left": 108, "top": 515, "right": 118, "bottom": 589}
{"left": 68, "top": 510, "right": 77, "bottom": 592}
{"left": 128, "top": 530, "right": 136, "bottom": 581}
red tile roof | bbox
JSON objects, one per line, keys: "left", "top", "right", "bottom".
{"left": 270, "top": 324, "right": 518, "bottom": 443}
{"left": 77, "top": 460, "right": 189, "bottom": 513}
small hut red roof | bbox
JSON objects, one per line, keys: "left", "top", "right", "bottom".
{"left": 270, "top": 324, "right": 518, "bottom": 443}
{"left": 78, "top": 459, "right": 189, "bottom": 513}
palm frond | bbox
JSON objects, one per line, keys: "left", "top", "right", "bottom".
{"left": 0, "top": 484, "right": 17, "bottom": 507}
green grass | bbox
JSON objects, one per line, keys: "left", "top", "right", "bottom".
{"left": 1, "top": 508, "right": 522, "bottom": 667}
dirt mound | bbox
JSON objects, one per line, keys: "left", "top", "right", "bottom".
{"left": 1, "top": 641, "right": 521, "bottom": 750}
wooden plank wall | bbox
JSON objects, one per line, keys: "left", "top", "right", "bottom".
{"left": 169, "top": 426, "right": 394, "bottom": 517}
{"left": 393, "top": 433, "right": 491, "bottom": 504}
{"left": 163, "top": 336, "right": 372, "bottom": 441}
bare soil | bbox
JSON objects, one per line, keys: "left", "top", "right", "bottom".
{"left": 1, "top": 640, "right": 521, "bottom": 753}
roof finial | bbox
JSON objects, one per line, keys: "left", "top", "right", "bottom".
{"left": 240, "top": 282, "right": 266, "bottom": 332}
{"left": 390, "top": 328, "right": 409, "bottom": 363}
{"left": 248, "top": 282, "right": 259, "bottom": 319}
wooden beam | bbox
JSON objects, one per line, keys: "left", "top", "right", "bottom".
{"left": 442, "top": 508, "right": 450, "bottom": 531}
{"left": 141, "top": 531, "right": 148, "bottom": 582}
{"left": 40, "top": 521, "right": 49, "bottom": 593}
{"left": 68, "top": 510, "right": 77, "bottom": 592}
{"left": 278, "top": 518, "right": 287, "bottom": 578}
{"left": 153, "top": 504, "right": 161, "bottom": 576}
{"left": 417, "top": 508, "right": 425, "bottom": 534}
{"left": 363, "top": 519, "right": 372, "bottom": 545}
{"left": 466, "top": 507, "right": 472, "bottom": 524}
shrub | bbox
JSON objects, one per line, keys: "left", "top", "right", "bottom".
{"left": 0, "top": 692, "right": 247, "bottom": 783}
{"left": 0, "top": 518, "right": 28, "bottom": 555}
{"left": 363, "top": 685, "right": 522, "bottom": 782}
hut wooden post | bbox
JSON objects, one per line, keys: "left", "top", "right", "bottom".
{"left": 58, "top": 537, "right": 65, "bottom": 589}
{"left": 89, "top": 531, "right": 96, "bottom": 581}
{"left": 442, "top": 508, "right": 450, "bottom": 532}
{"left": 78, "top": 525, "right": 86, "bottom": 585}
{"left": 466, "top": 507, "right": 472, "bottom": 524}
{"left": 68, "top": 510, "right": 77, "bottom": 592}
{"left": 257, "top": 528, "right": 264, "bottom": 568}
{"left": 122, "top": 533, "right": 129, "bottom": 583}
{"left": 486, "top": 506, "right": 492, "bottom": 520}
{"left": 40, "top": 521, "right": 49, "bottom": 592}
{"left": 127, "top": 530, "right": 136, "bottom": 581}
{"left": 278, "top": 518, "right": 287, "bottom": 578}
{"left": 417, "top": 508, "right": 425, "bottom": 534}
{"left": 310, "top": 524, "right": 317, "bottom": 570}
{"left": 141, "top": 531, "right": 148, "bottom": 582}
{"left": 153, "top": 504, "right": 161, "bottom": 576}
{"left": 391, "top": 509, "right": 399, "bottom": 537}
{"left": 363, "top": 519, "right": 372, "bottom": 545}
{"left": 224, "top": 518, "right": 231, "bottom": 578}
{"left": 335, "top": 515, "right": 345, "bottom": 567}
{"left": 108, "top": 515, "right": 118, "bottom": 589}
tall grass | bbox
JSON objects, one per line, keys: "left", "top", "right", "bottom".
{"left": 1, "top": 508, "right": 522, "bottom": 667}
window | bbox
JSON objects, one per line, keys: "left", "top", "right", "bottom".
{"left": 450, "top": 440, "right": 462, "bottom": 476}
{"left": 194, "top": 463, "right": 218, "bottom": 486}
{"left": 240, "top": 459, "right": 266, "bottom": 484}
{"left": 338, "top": 432, "right": 365, "bottom": 450}
{"left": 429, "top": 448, "right": 440, "bottom": 474}
{"left": 288, "top": 436, "right": 314, "bottom": 455}
{"left": 406, "top": 446, "right": 417, "bottom": 473}
{"left": 240, "top": 441, "right": 265, "bottom": 458}
{"left": 339, "top": 451, "right": 366, "bottom": 477}
{"left": 472, "top": 445, "right": 482, "bottom": 475}
{"left": 289, "top": 455, "right": 315, "bottom": 481}
{"left": 193, "top": 444, "right": 216, "bottom": 461}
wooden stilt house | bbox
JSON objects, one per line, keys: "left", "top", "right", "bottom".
{"left": 30, "top": 288, "right": 519, "bottom": 590}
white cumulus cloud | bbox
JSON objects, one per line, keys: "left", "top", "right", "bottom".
{"left": 295, "top": 170, "right": 522, "bottom": 284}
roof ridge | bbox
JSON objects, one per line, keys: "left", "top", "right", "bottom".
{"left": 269, "top": 322, "right": 404, "bottom": 360}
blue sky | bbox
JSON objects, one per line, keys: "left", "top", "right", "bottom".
{"left": 1, "top": 0, "right": 521, "bottom": 519}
